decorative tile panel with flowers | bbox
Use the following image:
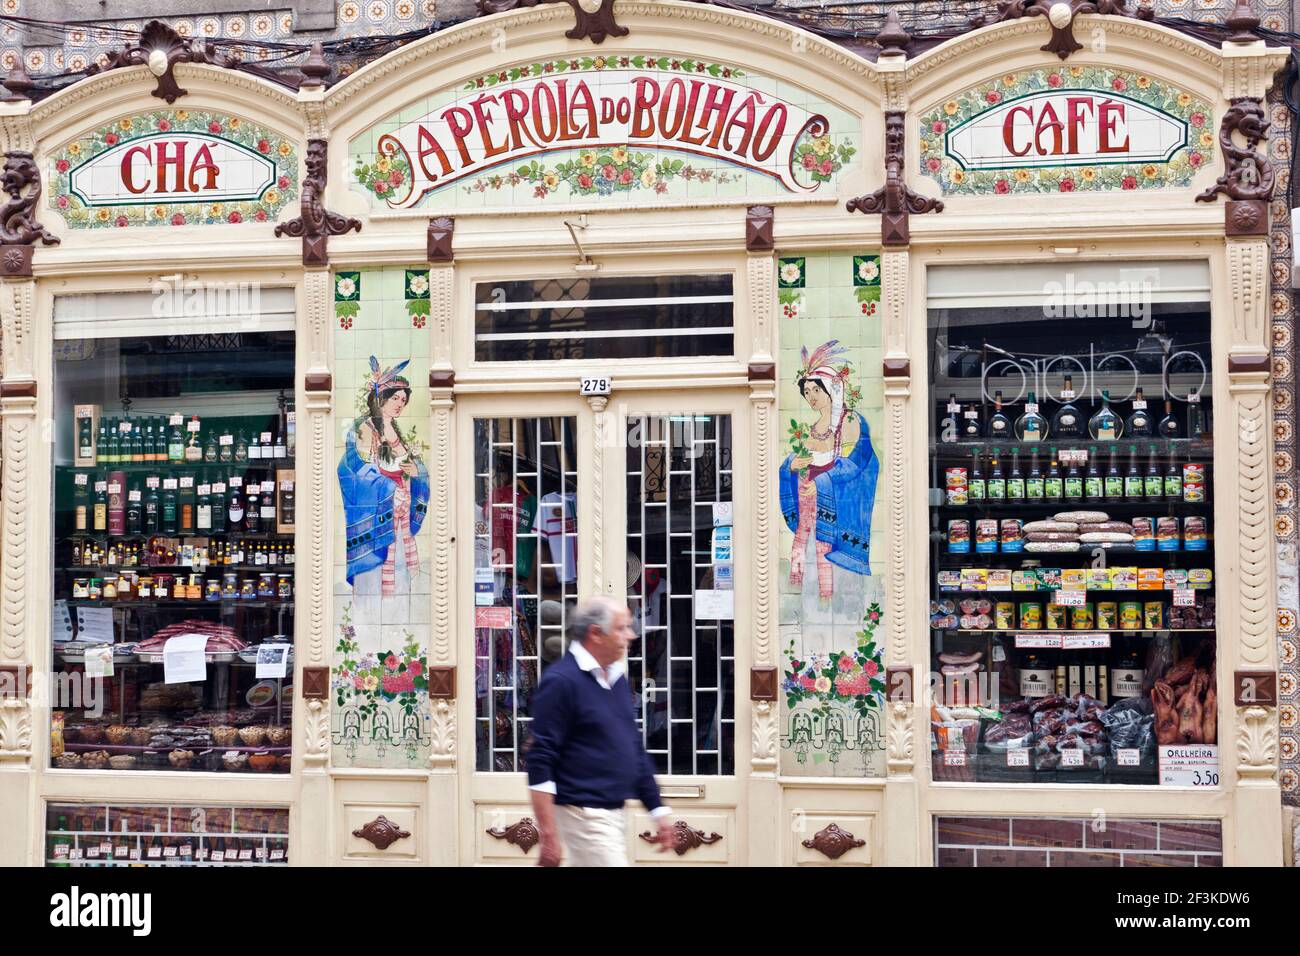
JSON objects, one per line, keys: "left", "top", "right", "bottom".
{"left": 47, "top": 110, "right": 297, "bottom": 228}
{"left": 918, "top": 66, "right": 1213, "bottom": 195}
{"left": 777, "top": 252, "right": 887, "bottom": 777}
{"left": 349, "top": 53, "right": 859, "bottom": 211}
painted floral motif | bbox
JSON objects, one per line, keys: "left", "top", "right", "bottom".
{"left": 778, "top": 256, "right": 805, "bottom": 318}
{"left": 405, "top": 268, "right": 430, "bottom": 327}
{"left": 354, "top": 147, "right": 410, "bottom": 202}
{"left": 782, "top": 605, "right": 886, "bottom": 719}
{"left": 336, "top": 271, "right": 360, "bottom": 329}
{"left": 467, "top": 150, "right": 742, "bottom": 200}
{"left": 918, "top": 67, "right": 1213, "bottom": 195}
{"left": 333, "top": 604, "right": 430, "bottom": 721}
{"left": 462, "top": 54, "right": 745, "bottom": 91}
{"left": 795, "top": 135, "right": 856, "bottom": 183}
{"left": 48, "top": 109, "right": 297, "bottom": 228}
{"left": 853, "top": 254, "right": 882, "bottom": 314}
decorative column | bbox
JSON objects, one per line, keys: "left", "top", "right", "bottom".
{"left": 587, "top": 394, "right": 609, "bottom": 595}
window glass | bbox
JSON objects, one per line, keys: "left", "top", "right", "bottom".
{"left": 52, "top": 321, "right": 296, "bottom": 774}
{"left": 46, "top": 803, "right": 289, "bottom": 866}
{"left": 927, "top": 264, "right": 1217, "bottom": 786}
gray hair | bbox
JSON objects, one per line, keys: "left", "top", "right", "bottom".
{"left": 568, "top": 596, "right": 624, "bottom": 644}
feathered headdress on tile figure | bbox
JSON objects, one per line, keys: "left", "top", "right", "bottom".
{"left": 368, "top": 355, "right": 411, "bottom": 397}
{"left": 797, "top": 341, "right": 857, "bottom": 429}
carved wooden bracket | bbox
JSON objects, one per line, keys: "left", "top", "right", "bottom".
{"left": 487, "top": 816, "right": 540, "bottom": 854}
{"left": 476, "top": 0, "right": 628, "bottom": 44}
{"left": 0, "top": 150, "right": 61, "bottom": 277}
{"left": 300, "top": 666, "right": 330, "bottom": 700}
{"left": 846, "top": 112, "right": 943, "bottom": 247}
{"left": 86, "top": 20, "right": 241, "bottom": 103}
{"left": 750, "top": 665, "right": 778, "bottom": 701}
{"left": 976, "top": 0, "right": 1154, "bottom": 60}
{"left": 639, "top": 820, "right": 723, "bottom": 856}
{"left": 352, "top": 815, "right": 411, "bottom": 850}
{"left": 802, "top": 822, "right": 866, "bottom": 860}
{"left": 274, "top": 139, "right": 362, "bottom": 267}
{"left": 428, "top": 665, "right": 456, "bottom": 699}
{"left": 1197, "top": 98, "right": 1274, "bottom": 238}
{"left": 427, "top": 217, "right": 454, "bottom": 263}
{"left": 745, "top": 205, "right": 773, "bottom": 252}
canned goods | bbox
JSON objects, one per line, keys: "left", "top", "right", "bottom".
{"left": 1119, "top": 602, "right": 1142, "bottom": 629}
{"left": 1046, "top": 603, "right": 1068, "bottom": 630}
{"left": 1183, "top": 515, "right": 1208, "bottom": 551}
{"left": 947, "top": 520, "right": 971, "bottom": 554}
{"left": 1019, "top": 603, "right": 1043, "bottom": 629}
{"left": 946, "top": 467, "right": 968, "bottom": 488}
{"left": 1183, "top": 482, "right": 1205, "bottom": 503}
{"left": 1157, "top": 516, "right": 1180, "bottom": 552}
{"left": 975, "top": 519, "right": 999, "bottom": 554}
{"left": 1097, "top": 602, "right": 1118, "bottom": 629}
{"left": 995, "top": 602, "right": 1015, "bottom": 629}
{"left": 1144, "top": 601, "right": 1164, "bottom": 629}
{"left": 1132, "top": 516, "right": 1155, "bottom": 552}
{"left": 947, "top": 485, "right": 969, "bottom": 506}
{"left": 1071, "top": 603, "right": 1095, "bottom": 630}
{"left": 1000, "top": 518, "right": 1024, "bottom": 553}
{"left": 1183, "top": 463, "right": 1205, "bottom": 484}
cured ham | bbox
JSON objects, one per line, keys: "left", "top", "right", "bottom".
{"left": 135, "top": 620, "right": 247, "bottom": 654}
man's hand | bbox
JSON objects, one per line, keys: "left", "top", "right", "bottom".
{"left": 652, "top": 818, "right": 676, "bottom": 854}
{"left": 538, "top": 826, "right": 563, "bottom": 867}
{"left": 528, "top": 788, "right": 562, "bottom": 867}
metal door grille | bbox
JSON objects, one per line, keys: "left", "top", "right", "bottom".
{"left": 625, "top": 414, "right": 735, "bottom": 776}
{"left": 473, "top": 416, "right": 579, "bottom": 772}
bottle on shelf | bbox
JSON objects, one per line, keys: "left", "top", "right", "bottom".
{"left": 107, "top": 471, "right": 126, "bottom": 536}
{"left": 1088, "top": 388, "right": 1122, "bottom": 442}
{"left": 196, "top": 473, "right": 213, "bottom": 531}
{"left": 96, "top": 419, "right": 109, "bottom": 466}
{"left": 73, "top": 473, "right": 89, "bottom": 532}
{"left": 141, "top": 420, "right": 154, "bottom": 463}
{"left": 987, "top": 390, "right": 1012, "bottom": 441}
{"left": 203, "top": 430, "right": 219, "bottom": 464}
{"left": 235, "top": 428, "right": 249, "bottom": 463}
{"left": 1084, "top": 446, "right": 1103, "bottom": 501}
{"left": 986, "top": 448, "right": 1005, "bottom": 501}
{"left": 1019, "top": 648, "right": 1055, "bottom": 699}
{"left": 285, "top": 406, "right": 296, "bottom": 459}
{"left": 114, "top": 819, "right": 133, "bottom": 868}
{"left": 1125, "top": 387, "right": 1153, "bottom": 437}
{"left": 1157, "top": 399, "right": 1180, "bottom": 439}
{"left": 273, "top": 428, "right": 287, "bottom": 460}
{"left": 78, "top": 413, "right": 94, "bottom": 463}
{"left": 940, "top": 396, "right": 961, "bottom": 446}
{"left": 228, "top": 477, "right": 246, "bottom": 529}
{"left": 1164, "top": 447, "right": 1183, "bottom": 499}
{"left": 162, "top": 478, "right": 178, "bottom": 534}
{"left": 129, "top": 815, "right": 146, "bottom": 867}
{"left": 961, "top": 403, "right": 982, "bottom": 441}
{"left": 1144, "top": 445, "right": 1163, "bottom": 500}
{"left": 1188, "top": 391, "right": 1206, "bottom": 440}
{"left": 211, "top": 475, "right": 228, "bottom": 533}
{"left": 1123, "top": 444, "right": 1142, "bottom": 499}
{"left": 168, "top": 416, "right": 185, "bottom": 463}
{"left": 1104, "top": 446, "right": 1123, "bottom": 501}
{"left": 153, "top": 417, "right": 168, "bottom": 462}
{"left": 1006, "top": 447, "right": 1025, "bottom": 503}
{"left": 149, "top": 824, "right": 164, "bottom": 868}
{"left": 1025, "top": 447, "right": 1044, "bottom": 501}
{"left": 1045, "top": 449, "right": 1063, "bottom": 502}
{"left": 145, "top": 477, "right": 161, "bottom": 533}
{"left": 280, "top": 480, "right": 295, "bottom": 528}
{"left": 245, "top": 482, "right": 261, "bottom": 533}
{"left": 179, "top": 475, "right": 195, "bottom": 533}
{"left": 50, "top": 815, "right": 73, "bottom": 867}
{"left": 1110, "top": 637, "right": 1146, "bottom": 699}
{"left": 218, "top": 427, "right": 234, "bottom": 464}
{"left": 1064, "top": 451, "right": 1083, "bottom": 501}
{"left": 1050, "top": 375, "right": 1085, "bottom": 439}
{"left": 1014, "top": 390, "right": 1047, "bottom": 442}
{"left": 184, "top": 417, "right": 203, "bottom": 463}
{"left": 126, "top": 481, "right": 143, "bottom": 535}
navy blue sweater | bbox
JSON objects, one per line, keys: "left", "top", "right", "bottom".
{"left": 526, "top": 653, "right": 663, "bottom": 812}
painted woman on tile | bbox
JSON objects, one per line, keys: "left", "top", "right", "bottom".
{"left": 339, "top": 356, "right": 429, "bottom": 603}
{"left": 779, "top": 340, "right": 879, "bottom": 598}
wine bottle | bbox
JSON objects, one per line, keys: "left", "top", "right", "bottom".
{"left": 131, "top": 422, "right": 145, "bottom": 463}
{"left": 1110, "top": 637, "right": 1146, "bottom": 699}
{"left": 1084, "top": 446, "right": 1103, "bottom": 501}
{"left": 211, "top": 476, "right": 228, "bottom": 533}
{"left": 1188, "top": 391, "right": 1205, "bottom": 439}
{"left": 1006, "top": 447, "right": 1025, "bottom": 502}
{"left": 179, "top": 475, "right": 195, "bottom": 533}
{"left": 93, "top": 474, "right": 108, "bottom": 531}
{"left": 1015, "top": 390, "right": 1048, "bottom": 442}
{"left": 968, "top": 449, "right": 985, "bottom": 502}
{"left": 273, "top": 428, "right": 287, "bottom": 460}
{"left": 1045, "top": 449, "right": 1063, "bottom": 501}
{"left": 988, "top": 390, "right": 1012, "bottom": 441}
{"left": 227, "top": 477, "right": 245, "bottom": 528}
{"left": 987, "top": 448, "right": 1005, "bottom": 501}
{"left": 145, "top": 477, "right": 160, "bottom": 533}
{"left": 234, "top": 429, "right": 249, "bottom": 463}
{"left": 73, "top": 472, "right": 89, "bottom": 532}
{"left": 184, "top": 416, "right": 203, "bottom": 463}
{"left": 1019, "top": 649, "right": 1055, "bottom": 699}
{"left": 1123, "top": 444, "right": 1142, "bottom": 498}
{"left": 1088, "top": 389, "right": 1122, "bottom": 442}
{"left": 1164, "top": 447, "right": 1183, "bottom": 499}
{"left": 162, "top": 478, "right": 178, "bottom": 534}
{"left": 1064, "top": 451, "right": 1083, "bottom": 501}
{"left": 219, "top": 428, "right": 234, "bottom": 464}
{"left": 1104, "top": 447, "right": 1123, "bottom": 501}
{"left": 1050, "top": 375, "right": 1084, "bottom": 439}
{"left": 1157, "top": 399, "right": 1180, "bottom": 439}
{"left": 168, "top": 416, "right": 185, "bottom": 463}
{"left": 1026, "top": 447, "right": 1044, "bottom": 500}
{"left": 96, "top": 419, "right": 109, "bottom": 466}
{"left": 1144, "top": 445, "right": 1162, "bottom": 500}
{"left": 196, "top": 473, "right": 212, "bottom": 531}
{"left": 245, "top": 483, "right": 261, "bottom": 533}
{"left": 107, "top": 471, "right": 126, "bottom": 536}
{"left": 1125, "top": 387, "right": 1153, "bottom": 437}
{"left": 126, "top": 482, "right": 143, "bottom": 535}
{"left": 961, "top": 403, "right": 982, "bottom": 441}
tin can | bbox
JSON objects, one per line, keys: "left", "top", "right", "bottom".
{"left": 1157, "top": 516, "right": 1180, "bottom": 552}
{"left": 1019, "top": 603, "right": 1043, "bottom": 630}
{"left": 1000, "top": 518, "right": 1024, "bottom": 553}
{"left": 1046, "top": 603, "right": 1068, "bottom": 630}
{"left": 1183, "top": 463, "right": 1205, "bottom": 484}
{"left": 1097, "top": 602, "right": 1118, "bottom": 629}
{"left": 945, "top": 468, "right": 968, "bottom": 506}
{"left": 947, "top": 485, "right": 968, "bottom": 506}
{"left": 1183, "top": 482, "right": 1205, "bottom": 503}
{"left": 1183, "top": 515, "right": 1208, "bottom": 552}
{"left": 1132, "top": 516, "right": 1155, "bottom": 552}
{"left": 975, "top": 519, "right": 999, "bottom": 554}
{"left": 995, "top": 602, "right": 1015, "bottom": 629}
{"left": 1119, "top": 602, "right": 1142, "bottom": 629}
{"left": 1071, "top": 603, "right": 1095, "bottom": 630}
{"left": 1144, "top": 601, "right": 1164, "bottom": 629}
{"left": 947, "top": 520, "right": 971, "bottom": 554}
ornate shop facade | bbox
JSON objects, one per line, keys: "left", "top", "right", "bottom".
{"left": 0, "top": 1, "right": 1291, "bottom": 866}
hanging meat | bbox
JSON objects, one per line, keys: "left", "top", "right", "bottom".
{"left": 1152, "top": 681, "right": 1179, "bottom": 745}
{"left": 1176, "top": 671, "right": 1207, "bottom": 744}
{"left": 1201, "top": 679, "right": 1217, "bottom": 744}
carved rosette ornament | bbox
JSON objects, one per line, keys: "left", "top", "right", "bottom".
{"left": 802, "top": 823, "right": 866, "bottom": 860}
{"left": 86, "top": 20, "right": 240, "bottom": 104}
{"left": 846, "top": 113, "right": 942, "bottom": 246}
{"left": 476, "top": 0, "right": 628, "bottom": 44}
{"left": 274, "top": 139, "right": 362, "bottom": 266}
{"left": 0, "top": 151, "right": 59, "bottom": 278}
{"left": 978, "top": 0, "right": 1154, "bottom": 60}
{"left": 639, "top": 820, "right": 723, "bottom": 856}
{"left": 352, "top": 815, "right": 411, "bottom": 850}
{"left": 1196, "top": 97, "right": 1274, "bottom": 238}
{"left": 487, "top": 816, "right": 540, "bottom": 854}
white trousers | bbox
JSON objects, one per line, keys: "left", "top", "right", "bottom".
{"left": 554, "top": 805, "right": 629, "bottom": 867}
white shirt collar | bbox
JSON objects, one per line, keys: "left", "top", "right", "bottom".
{"left": 569, "top": 641, "right": 626, "bottom": 690}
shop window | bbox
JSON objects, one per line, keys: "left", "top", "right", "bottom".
{"left": 926, "top": 262, "right": 1218, "bottom": 786}
{"left": 474, "top": 274, "right": 734, "bottom": 362}
{"left": 626, "top": 414, "right": 735, "bottom": 776}
{"left": 51, "top": 292, "right": 296, "bottom": 774}
{"left": 45, "top": 803, "right": 289, "bottom": 866}
{"left": 473, "top": 416, "right": 579, "bottom": 772}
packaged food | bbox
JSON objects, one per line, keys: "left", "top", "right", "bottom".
{"left": 1053, "top": 510, "right": 1109, "bottom": 523}
{"left": 960, "top": 568, "right": 988, "bottom": 591}
{"left": 1183, "top": 516, "right": 1208, "bottom": 552}
{"left": 1019, "top": 603, "right": 1043, "bottom": 629}
{"left": 1097, "top": 602, "right": 1118, "bottom": 629}
{"left": 995, "top": 602, "right": 1016, "bottom": 629}
{"left": 51, "top": 712, "right": 65, "bottom": 758}
{"left": 987, "top": 569, "right": 1013, "bottom": 591}
{"left": 1046, "top": 603, "right": 1068, "bottom": 630}
{"left": 1183, "top": 482, "right": 1206, "bottom": 503}
{"left": 72, "top": 579, "right": 89, "bottom": 598}
{"left": 1023, "top": 521, "right": 1080, "bottom": 533}
{"left": 277, "top": 575, "right": 293, "bottom": 598}
{"left": 1079, "top": 531, "right": 1134, "bottom": 543}
{"left": 931, "top": 614, "right": 959, "bottom": 629}
{"left": 240, "top": 579, "right": 257, "bottom": 600}
{"left": 1188, "top": 568, "right": 1214, "bottom": 589}
{"left": 1110, "top": 567, "right": 1137, "bottom": 590}
{"left": 205, "top": 580, "right": 222, "bottom": 601}
{"left": 960, "top": 614, "right": 992, "bottom": 630}
{"left": 103, "top": 580, "right": 117, "bottom": 600}
{"left": 1143, "top": 601, "right": 1163, "bottom": 629}
{"left": 1035, "top": 567, "right": 1063, "bottom": 590}
{"left": 1012, "top": 570, "right": 1038, "bottom": 591}
{"left": 975, "top": 519, "right": 998, "bottom": 554}
{"left": 1119, "top": 602, "right": 1142, "bottom": 629}
{"left": 1164, "top": 568, "right": 1189, "bottom": 590}
{"left": 1000, "top": 519, "right": 1024, "bottom": 553}
{"left": 958, "top": 598, "right": 993, "bottom": 615}
{"left": 946, "top": 467, "right": 968, "bottom": 488}
{"left": 946, "top": 468, "right": 968, "bottom": 506}
{"left": 1132, "top": 516, "right": 1155, "bottom": 551}
{"left": 1087, "top": 567, "right": 1112, "bottom": 590}
{"left": 1071, "top": 603, "right": 1095, "bottom": 630}
{"left": 938, "top": 570, "right": 962, "bottom": 592}
{"left": 1183, "top": 463, "right": 1205, "bottom": 485}
{"left": 1077, "top": 521, "right": 1134, "bottom": 534}
{"left": 257, "top": 573, "right": 276, "bottom": 597}
{"left": 1156, "top": 516, "right": 1180, "bottom": 552}
{"left": 1061, "top": 568, "right": 1088, "bottom": 590}
{"left": 1025, "top": 541, "right": 1081, "bottom": 553}
{"left": 1026, "top": 531, "right": 1079, "bottom": 542}
{"left": 1138, "top": 568, "right": 1164, "bottom": 591}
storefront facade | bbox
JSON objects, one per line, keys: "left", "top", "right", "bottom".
{"left": 0, "top": 1, "right": 1290, "bottom": 865}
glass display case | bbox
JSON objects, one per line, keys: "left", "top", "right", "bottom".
{"left": 50, "top": 328, "right": 296, "bottom": 774}
{"left": 926, "top": 266, "right": 1218, "bottom": 786}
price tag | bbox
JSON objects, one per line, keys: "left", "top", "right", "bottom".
{"left": 128, "top": 490, "right": 141, "bottom": 502}
{"left": 1015, "top": 634, "right": 1064, "bottom": 649}
{"left": 1060, "top": 389, "right": 1076, "bottom": 399}
{"left": 261, "top": 505, "right": 276, "bottom": 518}
{"left": 147, "top": 846, "right": 161, "bottom": 859}
{"left": 238, "top": 849, "right": 253, "bottom": 861}
{"left": 1173, "top": 589, "right": 1196, "bottom": 607}
{"left": 1189, "top": 391, "right": 1201, "bottom": 404}
{"left": 146, "top": 476, "right": 160, "bottom": 489}
{"left": 75, "top": 473, "right": 88, "bottom": 486}
{"left": 255, "top": 847, "right": 268, "bottom": 860}
{"left": 53, "top": 844, "right": 68, "bottom": 858}
{"left": 1054, "top": 589, "right": 1087, "bottom": 607}
{"left": 220, "top": 434, "right": 233, "bottom": 446}
{"left": 992, "top": 644, "right": 1007, "bottom": 662}
{"left": 1117, "top": 748, "right": 1141, "bottom": 767}
{"left": 943, "top": 751, "right": 967, "bottom": 767}
{"left": 119, "top": 421, "right": 132, "bottom": 433}
{"left": 1006, "top": 748, "right": 1030, "bottom": 767}
{"left": 108, "top": 483, "right": 121, "bottom": 495}
{"left": 180, "top": 845, "right": 193, "bottom": 857}
{"left": 1025, "top": 402, "right": 1039, "bottom": 414}
{"left": 579, "top": 376, "right": 612, "bottom": 396}
{"left": 179, "top": 476, "right": 194, "bottom": 488}
{"left": 211, "top": 850, "right": 225, "bottom": 863}
{"left": 196, "top": 848, "right": 209, "bottom": 861}
{"left": 197, "top": 484, "right": 211, "bottom": 496}
{"left": 1159, "top": 745, "right": 1218, "bottom": 786}
{"left": 1061, "top": 749, "right": 1085, "bottom": 767}
{"left": 163, "top": 478, "right": 178, "bottom": 490}
{"left": 170, "top": 414, "right": 183, "bottom": 425}
{"left": 261, "top": 432, "right": 272, "bottom": 444}
{"left": 946, "top": 401, "right": 960, "bottom": 413}
{"left": 70, "top": 848, "right": 83, "bottom": 860}
{"left": 281, "top": 480, "right": 294, "bottom": 492}
{"left": 187, "top": 420, "right": 201, "bottom": 432}
{"left": 87, "top": 846, "right": 100, "bottom": 858}
{"left": 230, "top": 477, "right": 243, "bottom": 488}
{"left": 1132, "top": 400, "right": 1147, "bottom": 410}
{"left": 163, "top": 846, "right": 178, "bottom": 857}
{"left": 95, "top": 481, "right": 107, "bottom": 493}
{"left": 1062, "top": 632, "right": 1111, "bottom": 649}
{"left": 270, "top": 849, "right": 284, "bottom": 861}
{"left": 99, "top": 842, "right": 112, "bottom": 855}
{"left": 963, "top": 410, "right": 978, "bottom": 419}
{"left": 213, "top": 482, "right": 226, "bottom": 493}
{"left": 262, "top": 481, "right": 275, "bottom": 494}
{"left": 129, "top": 848, "right": 140, "bottom": 860}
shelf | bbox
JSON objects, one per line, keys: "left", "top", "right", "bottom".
{"left": 64, "top": 460, "right": 294, "bottom": 474}
{"left": 936, "top": 588, "right": 1211, "bottom": 595}
{"left": 63, "top": 599, "right": 294, "bottom": 609}
{"left": 64, "top": 566, "right": 295, "bottom": 575}
{"left": 931, "top": 437, "right": 1212, "bottom": 454}
{"left": 66, "top": 531, "right": 293, "bottom": 542}
{"left": 932, "top": 628, "right": 1217, "bottom": 635}
{"left": 63, "top": 742, "right": 290, "bottom": 754}
{"left": 934, "top": 499, "right": 1211, "bottom": 512}
{"left": 935, "top": 554, "right": 1214, "bottom": 567}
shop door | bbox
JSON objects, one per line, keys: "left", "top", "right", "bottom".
{"left": 458, "top": 389, "right": 747, "bottom": 865}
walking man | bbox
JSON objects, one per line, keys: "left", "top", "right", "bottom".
{"left": 527, "top": 596, "right": 675, "bottom": 866}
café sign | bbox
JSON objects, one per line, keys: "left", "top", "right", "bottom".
{"left": 67, "top": 133, "right": 278, "bottom": 206}
{"left": 351, "top": 55, "right": 859, "bottom": 209}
